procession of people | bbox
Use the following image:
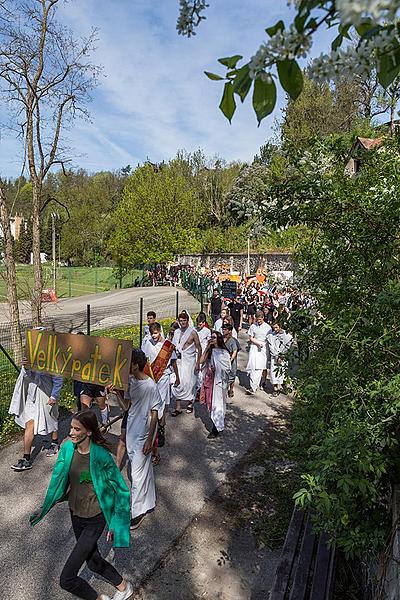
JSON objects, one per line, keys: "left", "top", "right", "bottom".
{"left": 7, "top": 276, "right": 301, "bottom": 600}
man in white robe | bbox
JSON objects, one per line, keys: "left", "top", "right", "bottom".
{"left": 9, "top": 366, "right": 64, "bottom": 470}
{"left": 246, "top": 310, "right": 272, "bottom": 395}
{"left": 122, "top": 349, "right": 163, "bottom": 529}
{"left": 171, "top": 311, "right": 202, "bottom": 415}
{"left": 267, "top": 322, "right": 294, "bottom": 396}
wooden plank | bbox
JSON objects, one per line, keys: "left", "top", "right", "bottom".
{"left": 325, "top": 546, "right": 336, "bottom": 600}
{"left": 309, "top": 532, "right": 332, "bottom": 600}
{"left": 270, "top": 509, "right": 306, "bottom": 600}
{"left": 289, "top": 513, "right": 316, "bottom": 600}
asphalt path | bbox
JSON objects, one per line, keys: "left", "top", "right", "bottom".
{"left": 0, "top": 330, "right": 291, "bottom": 600}
{"left": 0, "top": 286, "right": 200, "bottom": 332}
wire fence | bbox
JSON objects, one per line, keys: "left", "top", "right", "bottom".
{"left": 0, "top": 290, "right": 190, "bottom": 435}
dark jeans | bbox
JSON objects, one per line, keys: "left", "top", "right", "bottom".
{"left": 60, "top": 512, "right": 123, "bottom": 600}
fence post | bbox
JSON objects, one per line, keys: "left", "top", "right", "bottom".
{"left": 175, "top": 290, "right": 179, "bottom": 319}
{"left": 68, "top": 269, "right": 72, "bottom": 297}
{"left": 87, "top": 304, "right": 91, "bottom": 336}
{"left": 139, "top": 297, "right": 144, "bottom": 347}
{"left": 200, "top": 279, "right": 204, "bottom": 312}
{"left": 95, "top": 269, "right": 98, "bottom": 293}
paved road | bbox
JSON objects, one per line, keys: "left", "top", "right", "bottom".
{"left": 0, "top": 332, "right": 291, "bottom": 600}
{"left": 0, "top": 286, "right": 201, "bottom": 332}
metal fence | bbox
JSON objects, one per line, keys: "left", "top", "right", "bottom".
{"left": 180, "top": 270, "right": 222, "bottom": 311}
{"left": 0, "top": 291, "right": 184, "bottom": 433}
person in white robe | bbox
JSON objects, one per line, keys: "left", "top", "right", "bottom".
{"left": 267, "top": 322, "right": 294, "bottom": 396}
{"left": 246, "top": 310, "right": 272, "bottom": 394}
{"left": 143, "top": 310, "right": 164, "bottom": 341}
{"left": 195, "top": 313, "right": 211, "bottom": 396}
{"left": 199, "top": 331, "right": 231, "bottom": 439}
{"left": 213, "top": 308, "right": 229, "bottom": 333}
{"left": 171, "top": 312, "right": 202, "bottom": 415}
{"left": 9, "top": 365, "right": 64, "bottom": 470}
{"left": 113, "top": 349, "right": 162, "bottom": 529}
{"left": 141, "top": 322, "right": 180, "bottom": 462}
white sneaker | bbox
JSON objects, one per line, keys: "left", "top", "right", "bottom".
{"left": 113, "top": 581, "right": 133, "bottom": 600}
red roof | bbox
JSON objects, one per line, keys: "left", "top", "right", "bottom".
{"left": 356, "top": 137, "right": 383, "bottom": 150}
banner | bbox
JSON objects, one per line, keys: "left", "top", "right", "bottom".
{"left": 221, "top": 280, "right": 237, "bottom": 299}
{"left": 25, "top": 329, "right": 132, "bottom": 390}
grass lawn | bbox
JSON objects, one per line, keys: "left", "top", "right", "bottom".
{"left": 0, "top": 265, "right": 143, "bottom": 301}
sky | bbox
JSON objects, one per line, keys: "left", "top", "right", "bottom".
{"left": 0, "top": 0, "right": 332, "bottom": 178}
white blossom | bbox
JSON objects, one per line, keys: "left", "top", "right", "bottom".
{"left": 336, "top": 0, "right": 400, "bottom": 26}
{"left": 249, "top": 25, "right": 312, "bottom": 80}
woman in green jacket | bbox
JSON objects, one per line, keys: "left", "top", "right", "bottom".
{"left": 30, "top": 410, "right": 133, "bottom": 600}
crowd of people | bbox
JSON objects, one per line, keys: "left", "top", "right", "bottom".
{"left": 7, "top": 276, "right": 308, "bottom": 600}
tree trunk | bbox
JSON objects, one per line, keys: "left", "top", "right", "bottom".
{"left": 0, "top": 185, "right": 23, "bottom": 364}
{"left": 389, "top": 100, "right": 396, "bottom": 137}
{"left": 31, "top": 178, "right": 43, "bottom": 325}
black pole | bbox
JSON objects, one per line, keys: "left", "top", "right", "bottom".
{"left": 200, "top": 279, "right": 204, "bottom": 312}
{"left": 175, "top": 290, "right": 179, "bottom": 319}
{"left": 139, "top": 297, "right": 144, "bottom": 347}
{"left": 0, "top": 343, "right": 19, "bottom": 373}
{"left": 87, "top": 304, "right": 91, "bottom": 336}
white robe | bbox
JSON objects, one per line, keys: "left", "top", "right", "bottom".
{"left": 172, "top": 326, "right": 198, "bottom": 403}
{"left": 196, "top": 326, "right": 211, "bottom": 392}
{"left": 125, "top": 376, "right": 163, "bottom": 518}
{"left": 267, "top": 330, "right": 294, "bottom": 385}
{"left": 9, "top": 368, "right": 61, "bottom": 435}
{"left": 210, "top": 348, "right": 231, "bottom": 432}
{"left": 141, "top": 337, "right": 175, "bottom": 411}
{"left": 246, "top": 322, "right": 272, "bottom": 371}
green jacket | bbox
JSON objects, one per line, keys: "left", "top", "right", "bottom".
{"left": 31, "top": 440, "right": 131, "bottom": 548}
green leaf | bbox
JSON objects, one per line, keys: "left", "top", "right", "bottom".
{"left": 219, "top": 82, "right": 236, "bottom": 122}
{"left": 378, "top": 43, "right": 400, "bottom": 87}
{"left": 295, "top": 12, "right": 309, "bottom": 33}
{"left": 218, "top": 55, "right": 243, "bottom": 69}
{"left": 277, "top": 59, "right": 303, "bottom": 100}
{"left": 355, "top": 20, "right": 374, "bottom": 37}
{"left": 331, "top": 34, "right": 343, "bottom": 52}
{"left": 204, "top": 71, "right": 224, "bottom": 81}
{"left": 232, "top": 63, "right": 252, "bottom": 102}
{"left": 265, "top": 20, "right": 284, "bottom": 38}
{"left": 339, "top": 23, "right": 351, "bottom": 38}
{"left": 252, "top": 77, "right": 277, "bottom": 125}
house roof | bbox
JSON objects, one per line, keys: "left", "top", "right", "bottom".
{"left": 356, "top": 137, "right": 383, "bottom": 150}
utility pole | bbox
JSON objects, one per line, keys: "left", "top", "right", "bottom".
{"left": 51, "top": 212, "right": 57, "bottom": 292}
{"left": 247, "top": 237, "right": 250, "bottom": 276}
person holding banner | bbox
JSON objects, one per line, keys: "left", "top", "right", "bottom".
{"left": 142, "top": 322, "right": 180, "bottom": 458}
{"left": 9, "top": 359, "right": 64, "bottom": 471}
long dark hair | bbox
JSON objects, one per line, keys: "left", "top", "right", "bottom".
{"left": 72, "top": 410, "right": 112, "bottom": 451}
{"left": 206, "top": 330, "right": 228, "bottom": 360}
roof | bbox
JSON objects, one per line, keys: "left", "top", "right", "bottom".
{"left": 356, "top": 137, "right": 383, "bottom": 150}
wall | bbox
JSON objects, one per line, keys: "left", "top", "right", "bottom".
{"left": 175, "top": 252, "right": 296, "bottom": 274}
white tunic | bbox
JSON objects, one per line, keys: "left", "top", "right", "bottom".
{"left": 210, "top": 348, "right": 231, "bottom": 432}
{"left": 246, "top": 322, "right": 272, "bottom": 372}
{"left": 9, "top": 368, "right": 62, "bottom": 435}
{"left": 172, "top": 326, "right": 198, "bottom": 402}
{"left": 141, "top": 337, "right": 176, "bottom": 411}
{"left": 267, "top": 330, "right": 294, "bottom": 385}
{"left": 125, "top": 376, "right": 163, "bottom": 518}
{"left": 196, "top": 326, "right": 211, "bottom": 391}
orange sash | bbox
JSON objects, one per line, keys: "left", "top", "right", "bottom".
{"left": 144, "top": 339, "right": 175, "bottom": 383}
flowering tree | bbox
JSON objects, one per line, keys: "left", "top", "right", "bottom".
{"left": 177, "top": 1, "right": 400, "bottom": 123}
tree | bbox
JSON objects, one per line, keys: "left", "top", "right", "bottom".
{"left": 0, "top": 184, "right": 22, "bottom": 362}
{"left": 177, "top": 1, "right": 400, "bottom": 124}
{"left": 109, "top": 160, "right": 207, "bottom": 265}
{"left": 0, "top": 0, "right": 99, "bottom": 324}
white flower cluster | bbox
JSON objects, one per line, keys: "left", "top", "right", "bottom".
{"left": 308, "top": 29, "right": 395, "bottom": 83}
{"left": 249, "top": 25, "right": 312, "bottom": 80}
{"left": 337, "top": 0, "right": 400, "bottom": 26}
{"left": 176, "top": 0, "right": 209, "bottom": 37}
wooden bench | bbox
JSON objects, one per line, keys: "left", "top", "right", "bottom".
{"left": 270, "top": 509, "right": 336, "bottom": 600}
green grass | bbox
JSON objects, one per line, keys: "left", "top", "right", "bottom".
{"left": 0, "top": 265, "right": 142, "bottom": 300}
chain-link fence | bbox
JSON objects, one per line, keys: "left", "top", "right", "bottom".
{"left": 0, "top": 290, "right": 191, "bottom": 436}
{"left": 180, "top": 270, "right": 222, "bottom": 310}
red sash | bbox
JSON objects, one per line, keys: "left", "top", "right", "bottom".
{"left": 144, "top": 339, "right": 175, "bottom": 383}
